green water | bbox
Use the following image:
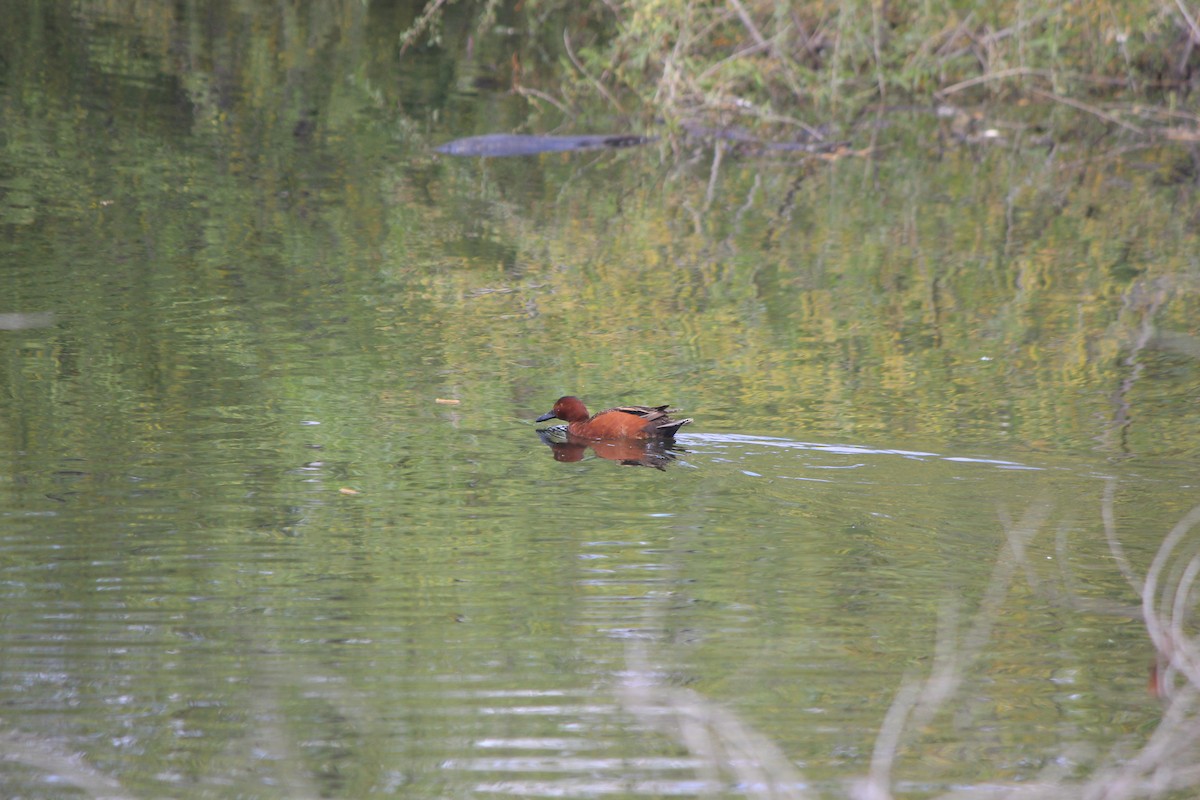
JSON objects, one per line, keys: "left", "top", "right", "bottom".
{"left": 2, "top": 3, "right": 1199, "bottom": 798}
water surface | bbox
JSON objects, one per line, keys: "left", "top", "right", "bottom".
{"left": 2, "top": 4, "right": 1198, "bottom": 798}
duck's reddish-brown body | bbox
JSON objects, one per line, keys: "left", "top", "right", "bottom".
{"left": 535, "top": 396, "right": 692, "bottom": 440}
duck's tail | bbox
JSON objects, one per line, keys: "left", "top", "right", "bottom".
{"left": 654, "top": 418, "right": 692, "bottom": 438}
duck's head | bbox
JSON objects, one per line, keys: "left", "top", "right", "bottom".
{"left": 535, "top": 395, "right": 589, "bottom": 423}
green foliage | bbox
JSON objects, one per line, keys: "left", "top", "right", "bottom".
{"left": 400, "top": 0, "right": 506, "bottom": 53}
{"left": 424, "top": 0, "right": 1199, "bottom": 135}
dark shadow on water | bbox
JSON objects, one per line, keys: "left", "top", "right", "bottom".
{"left": 537, "top": 429, "right": 684, "bottom": 470}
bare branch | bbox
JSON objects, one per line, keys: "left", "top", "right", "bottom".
{"left": 563, "top": 29, "right": 626, "bottom": 114}
{"left": 1027, "top": 87, "right": 1144, "bottom": 134}
{"left": 727, "top": 0, "right": 767, "bottom": 47}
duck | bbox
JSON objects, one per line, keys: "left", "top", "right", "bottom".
{"left": 535, "top": 395, "right": 692, "bottom": 440}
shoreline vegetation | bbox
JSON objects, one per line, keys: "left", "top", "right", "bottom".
{"left": 407, "top": 0, "right": 1200, "bottom": 150}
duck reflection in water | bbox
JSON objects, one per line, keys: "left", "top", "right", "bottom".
{"left": 534, "top": 395, "right": 692, "bottom": 469}
{"left": 536, "top": 428, "right": 684, "bottom": 469}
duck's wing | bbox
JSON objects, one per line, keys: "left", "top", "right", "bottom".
{"left": 614, "top": 405, "right": 691, "bottom": 437}
{"left": 614, "top": 404, "right": 672, "bottom": 421}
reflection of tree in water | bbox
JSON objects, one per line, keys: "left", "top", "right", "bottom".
{"left": 619, "top": 491, "right": 1200, "bottom": 800}
{"left": 3, "top": 491, "right": 1199, "bottom": 799}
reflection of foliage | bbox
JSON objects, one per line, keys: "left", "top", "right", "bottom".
{"left": 618, "top": 496, "right": 1200, "bottom": 799}
{"left": 399, "top": 0, "right": 505, "bottom": 53}
{"left": 7, "top": 494, "right": 1192, "bottom": 798}
{"left": 423, "top": 139, "right": 1200, "bottom": 454}
{"left": 3, "top": 2, "right": 1198, "bottom": 458}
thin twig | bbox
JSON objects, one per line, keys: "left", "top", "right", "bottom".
{"left": 704, "top": 140, "right": 725, "bottom": 210}
{"left": 1143, "top": 504, "right": 1200, "bottom": 686}
{"left": 1028, "top": 87, "right": 1145, "bottom": 133}
{"left": 858, "top": 506, "right": 1042, "bottom": 799}
{"left": 514, "top": 85, "right": 573, "bottom": 116}
{"left": 1086, "top": 689, "right": 1200, "bottom": 800}
{"left": 1102, "top": 479, "right": 1143, "bottom": 594}
{"left": 871, "top": 0, "right": 886, "bottom": 101}
{"left": 621, "top": 641, "right": 811, "bottom": 799}
{"left": 856, "top": 678, "right": 920, "bottom": 800}
{"left": 563, "top": 28, "right": 625, "bottom": 114}
{"left": 935, "top": 66, "right": 1053, "bottom": 98}
{"left": 1173, "top": 0, "right": 1200, "bottom": 43}
{"left": 932, "top": 12, "right": 975, "bottom": 59}
{"left": 1170, "top": 554, "right": 1200, "bottom": 678}
{"left": 697, "top": 37, "right": 774, "bottom": 83}
{"left": 727, "top": 0, "right": 767, "bottom": 47}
